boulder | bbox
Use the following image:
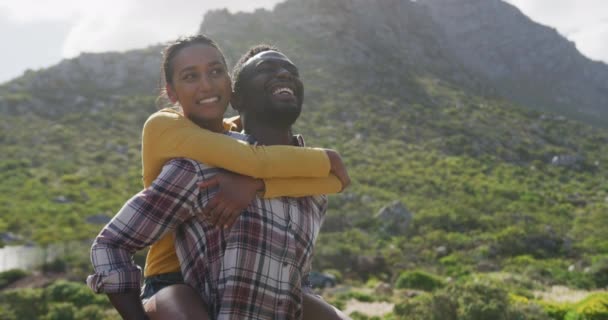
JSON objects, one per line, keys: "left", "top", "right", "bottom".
{"left": 375, "top": 200, "right": 413, "bottom": 235}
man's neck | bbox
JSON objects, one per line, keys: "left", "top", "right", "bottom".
{"left": 243, "top": 121, "right": 293, "bottom": 146}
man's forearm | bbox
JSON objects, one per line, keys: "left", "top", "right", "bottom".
{"left": 108, "top": 291, "right": 149, "bottom": 320}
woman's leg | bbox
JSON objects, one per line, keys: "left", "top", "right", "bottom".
{"left": 302, "top": 292, "right": 352, "bottom": 320}
{"left": 144, "top": 284, "right": 210, "bottom": 320}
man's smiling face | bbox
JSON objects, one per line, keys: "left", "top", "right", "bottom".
{"left": 236, "top": 50, "right": 304, "bottom": 127}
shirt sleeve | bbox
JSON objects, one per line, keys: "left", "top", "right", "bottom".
{"left": 141, "top": 110, "right": 331, "bottom": 188}
{"left": 262, "top": 175, "right": 342, "bottom": 198}
{"left": 87, "top": 159, "right": 206, "bottom": 294}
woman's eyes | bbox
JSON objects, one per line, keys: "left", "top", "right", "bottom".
{"left": 183, "top": 73, "right": 198, "bottom": 81}
{"left": 209, "top": 67, "right": 225, "bottom": 77}
{"left": 181, "top": 67, "right": 225, "bottom": 81}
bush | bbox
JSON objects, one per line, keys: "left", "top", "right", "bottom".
{"left": 394, "top": 279, "right": 514, "bottom": 320}
{"left": 393, "top": 294, "right": 438, "bottom": 320}
{"left": 538, "top": 300, "right": 572, "bottom": 320}
{"left": 41, "top": 258, "right": 67, "bottom": 273}
{"left": 508, "top": 301, "right": 552, "bottom": 320}
{"left": 45, "top": 280, "right": 109, "bottom": 308}
{"left": 565, "top": 293, "right": 608, "bottom": 320}
{"left": 589, "top": 258, "right": 608, "bottom": 288}
{"left": 42, "top": 302, "right": 76, "bottom": 320}
{"left": 395, "top": 270, "right": 444, "bottom": 291}
{"left": 0, "top": 288, "right": 46, "bottom": 319}
{"left": 74, "top": 305, "right": 109, "bottom": 320}
{"left": 0, "top": 269, "right": 29, "bottom": 289}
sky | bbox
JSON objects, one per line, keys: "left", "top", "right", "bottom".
{"left": 0, "top": 0, "right": 606, "bottom": 84}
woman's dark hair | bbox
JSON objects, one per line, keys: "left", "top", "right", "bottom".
{"left": 158, "top": 34, "right": 227, "bottom": 107}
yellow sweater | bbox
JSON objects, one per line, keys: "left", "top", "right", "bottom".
{"left": 142, "top": 109, "right": 342, "bottom": 276}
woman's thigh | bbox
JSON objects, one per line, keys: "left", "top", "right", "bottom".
{"left": 302, "top": 292, "right": 352, "bottom": 320}
{"left": 144, "top": 284, "right": 210, "bottom": 320}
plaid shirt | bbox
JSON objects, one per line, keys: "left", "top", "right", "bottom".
{"left": 88, "top": 134, "right": 327, "bottom": 320}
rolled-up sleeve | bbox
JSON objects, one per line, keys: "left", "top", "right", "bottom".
{"left": 87, "top": 159, "right": 204, "bottom": 294}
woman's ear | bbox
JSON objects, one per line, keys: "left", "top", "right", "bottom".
{"left": 166, "top": 84, "right": 178, "bottom": 104}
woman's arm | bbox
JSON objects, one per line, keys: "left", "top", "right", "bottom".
{"left": 142, "top": 109, "right": 332, "bottom": 186}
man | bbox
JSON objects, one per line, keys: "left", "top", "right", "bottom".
{"left": 173, "top": 45, "right": 348, "bottom": 319}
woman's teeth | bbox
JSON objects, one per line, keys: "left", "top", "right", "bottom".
{"left": 197, "top": 96, "right": 219, "bottom": 104}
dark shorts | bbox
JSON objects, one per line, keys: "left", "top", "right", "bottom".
{"left": 141, "top": 272, "right": 315, "bottom": 301}
{"left": 141, "top": 272, "right": 185, "bottom": 302}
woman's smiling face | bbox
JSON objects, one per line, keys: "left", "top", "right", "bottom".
{"left": 167, "top": 43, "right": 231, "bottom": 131}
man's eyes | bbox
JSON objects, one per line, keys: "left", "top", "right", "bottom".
{"left": 256, "top": 63, "right": 299, "bottom": 76}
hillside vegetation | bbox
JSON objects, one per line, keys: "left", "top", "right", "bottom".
{"left": 1, "top": 0, "right": 607, "bottom": 318}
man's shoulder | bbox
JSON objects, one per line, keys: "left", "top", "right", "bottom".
{"left": 226, "top": 131, "right": 253, "bottom": 143}
{"left": 164, "top": 158, "right": 221, "bottom": 176}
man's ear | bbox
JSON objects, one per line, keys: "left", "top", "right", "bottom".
{"left": 231, "top": 91, "right": 244, "bottom": 112}
{"left": 166, "top": 84, "right": 178, "bottom": 104}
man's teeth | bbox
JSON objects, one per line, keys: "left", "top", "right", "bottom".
{"left": 273, "top": 87, "right": 294, "bottom": 96}
{"left": 198, "top": 97, "right": 219, "bottom": 104}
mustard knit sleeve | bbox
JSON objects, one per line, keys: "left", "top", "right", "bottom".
{"left": 262, "top": 174, "right": 342, "bottom": 198}
{"left": 141, "top": 110, "right": 331, "bottom": 188}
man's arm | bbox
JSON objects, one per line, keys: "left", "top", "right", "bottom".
{"left": 87, "top": 159, "right": 206, "bottom": 320}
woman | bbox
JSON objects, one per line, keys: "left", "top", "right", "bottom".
{"left": 89, "top": 35, "right": 349, "bottom": 319}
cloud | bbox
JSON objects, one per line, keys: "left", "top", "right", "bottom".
{"left": 0, "top": 0, "right": 284, "bottom": 59}
{"left": 505, "top": 0, "right": 608, "bottom": 62}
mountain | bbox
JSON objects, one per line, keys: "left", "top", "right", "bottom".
{"left": 1, "top": 1, "right": 607, "bottom": 317}
{"left": 202, "top": 0, "right": 608, "bottom": 125}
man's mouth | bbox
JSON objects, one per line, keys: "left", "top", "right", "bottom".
{"left": 272, "top": 87, "right": 294, "bottom": 97}
{"left": 197, "top": 96, "right": 220, "bottom": 105}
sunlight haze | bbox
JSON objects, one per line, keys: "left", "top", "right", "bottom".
{"left": 0, "top": 0, "right": 606, "bottom": 83}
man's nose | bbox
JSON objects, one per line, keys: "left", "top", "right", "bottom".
{"left": 276, "top": 67, "right": 293, "bottom": 80}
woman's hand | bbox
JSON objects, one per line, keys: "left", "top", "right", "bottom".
{"left": 324, "top": 149, "right": 351, "bottom": 191}
{"left": 197, "top": 172, "right": 264, "bottom": 228}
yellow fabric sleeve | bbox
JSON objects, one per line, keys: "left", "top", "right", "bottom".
{"left": 263, "top": 174, "right": 342, "bottom": 198}
{"left": 141, "top": 109, "right": 331, "bottom": 188}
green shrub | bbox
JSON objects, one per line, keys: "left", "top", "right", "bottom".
{"left": 395, "top": 270, "right": 444, "bottom": 291}
{"left": 324, "top": 269, "right": 343, "bottom": 283}
{"left": 45, "top": 280, "right": 109, "bottom": 308}
{"left": 42, "top": 302, "right": 76, "bottom": 320}
{"left": 0, "top": 269, "right": 29, "bottom": 289}
{"left": 74, "top": 305, "right": 108, "bottom": 320}
{"left": 538, "top": 300, "right": 572, "bottom": 320}
{"left": 41, "top": 257, "right": 67, "bottom": 273}
{"left": 0, "top": 288, "right": 46, "bottom": 319}
{"left": 565, "top": 293, "right": 608, "bottom": 320}
{"left": 393, "top": 294, "right": 438, "bottom": 320}
{"left": 508, "top": 301, "right": 552, "bottom": 320}
{"left": 589, "top": 258, "right": 608, "bottom": 288}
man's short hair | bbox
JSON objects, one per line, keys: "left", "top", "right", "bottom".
{"left": 231, "top": 44, "right": 280, "bottom": 94}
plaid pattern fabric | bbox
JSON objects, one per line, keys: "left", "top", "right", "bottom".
{"left": 88, "top": 134, "right": 327, "bottom": 320}
{"left": 176, "top": 178, "right": 326, "bottom": 319}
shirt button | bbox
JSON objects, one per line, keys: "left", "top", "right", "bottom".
{"left": 283, "top": 261, "right": 289, "bottom": 267}
{"left": 278, "top": 300, "right": 283, "bottom": 306}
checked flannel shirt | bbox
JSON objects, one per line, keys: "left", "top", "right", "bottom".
{"left": 87, "top": 132, "right": 328, "bottom": 320}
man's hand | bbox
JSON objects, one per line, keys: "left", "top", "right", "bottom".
{"left": 198, "top": 172, "right": 263, "bottom": 228}
{"left": 324, "top": 149, "right": 351, "bottom": 191}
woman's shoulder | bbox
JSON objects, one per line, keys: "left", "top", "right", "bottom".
{"left": 143, "top": 108, "right": 188, "bottom": 131}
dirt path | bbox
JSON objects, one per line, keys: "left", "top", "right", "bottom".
{"left": 533, "top": 285, "right": 608, "bottom": 303}
{"left": 343, "top": 299, "right": 394, "bottom": 317}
